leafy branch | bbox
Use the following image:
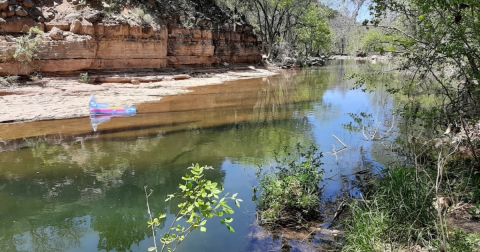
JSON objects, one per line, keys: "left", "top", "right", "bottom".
{"left": 145, "top": 163, "right": 242, "bottom": 252}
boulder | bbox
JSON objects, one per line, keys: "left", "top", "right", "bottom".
{"left": 6, "top": 5, "right": 14, "bottom": 17}
{"left": 84, "top": 12, "right": 100, "bottom": 23}
{"left": 30, "top": 6, "right": 42, "bottom": 16}
{"left": 43, "top": 10, "right": 54, "bottom": 21}
{"left": 80, "top": 20, "right": 94, "bottom": 35}
{"left": 356, "top": 50, "right": 367, "bottom": 57}
{"left": 15, "top": 6, "right": 28, "bottom": 16}
{"left": 0, "top": 0, "right": 8, "bottom": 11}
{"left": 65, "top": 13, "right": 79, "bottom": 20}
{"left": 22, "top": 0, "right": 34, "bottom": 8}
{"left": 49, "top": 26, "right": 64, "bottom": 40}
{"left": 70, "top": 19, "right": 81, "bottom": 33}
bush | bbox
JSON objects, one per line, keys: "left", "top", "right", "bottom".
{"left": 254, "top": 144, "right": 324, "bottom": 225}
{"left": 146, "top": 164, "right": 241, "bottom": 252}
{"left": 12, "top": 27, "right": 44, "bottom": 74}
{"left": 79, "top": 72, "right": 90, "bottom": 84}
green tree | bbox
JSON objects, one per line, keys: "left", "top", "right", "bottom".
{"left": 366, "top": 0, "right": 480, "bottom": 125}
{"left": 296, "top": 3, "right": 332, "bottom": 56}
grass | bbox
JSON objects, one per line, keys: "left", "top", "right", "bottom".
{"left": 342, "top": 166, "right": 480, "bottom": 251}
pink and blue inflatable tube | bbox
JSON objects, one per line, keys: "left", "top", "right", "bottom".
{"left": 89, "top": 95, "right": 137, "bottom": 115}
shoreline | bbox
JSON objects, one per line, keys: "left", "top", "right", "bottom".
{"left": 0, "top": 66, "right": 279, "bottom": 124}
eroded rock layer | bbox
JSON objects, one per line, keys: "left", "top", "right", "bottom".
{"left": 0, "top": 0, "right": 261, "bottom": 76}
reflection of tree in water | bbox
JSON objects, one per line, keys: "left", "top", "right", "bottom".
{"left": 0, "top": 214, "right": 89, "bottom": 252}
{"left": 0, "top": 138, "right": 230, "bottom": 252}
{"left": 253, "top": 69, "right": 331, "bottom": 122}
{"left": 94, "top": 184, "right": 161, "bottom": 252}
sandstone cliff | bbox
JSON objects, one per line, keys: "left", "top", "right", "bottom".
{"left": 0, "top": 0, "right": 262, "bottom": 76}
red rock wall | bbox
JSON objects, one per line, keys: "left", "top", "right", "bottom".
{"left": 213, "top": 23, "right": 262, "bottom": 64}
{"left": 0, "top": 3, "right": 262, "bottom": 76}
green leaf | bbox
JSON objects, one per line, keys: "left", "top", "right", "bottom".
{"left": 235, "top": 200, "right": 241, "bottom": 208}
{"left": 200, "top": 220, "right": 207, "bottom": 226}
{"left": 226, "top": 224, "right": 235, "bottom": 233}
{"left": 148, "top": 247, "right": 156, "bottom": 251}
{"left": 232, "top": 193, "right": 238, "bottom": 199}
{"left": 200, "top": 226, "right": 207, "bottom": 232}
{"left": 224, "top": 217, "right": 233, "bottom": 223}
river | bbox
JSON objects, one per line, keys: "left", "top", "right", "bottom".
{"left": 0, "top": 60, "right": 397, "bottom": 252}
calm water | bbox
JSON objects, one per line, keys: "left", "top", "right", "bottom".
{"left": 0, "top": 60, "right": 397, "bottom": 252}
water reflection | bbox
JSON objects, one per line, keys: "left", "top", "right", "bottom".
{"left": 90, "top": 115, "right": 136, "bottom": 133}
{"left": 0, "top": 61, "right": 398, "bottom": 251}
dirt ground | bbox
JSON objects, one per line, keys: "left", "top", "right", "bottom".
{"left": 0, "top": 66, "right": 279, "bottom": 123}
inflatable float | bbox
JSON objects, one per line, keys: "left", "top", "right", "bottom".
{"left": 89, "top": 94, "right": 137, "bottom": 115}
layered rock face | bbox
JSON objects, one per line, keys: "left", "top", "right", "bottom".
{"left": 0, "top": 1, "right": 262, "bottom": 76}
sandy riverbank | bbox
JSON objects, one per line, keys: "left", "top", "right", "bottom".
{"left": 0, "top": 66, "right": 279, "bottom": 123}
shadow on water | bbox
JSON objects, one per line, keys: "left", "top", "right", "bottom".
{"left": 0, "top": 60, "right": 399, "bottom": 252}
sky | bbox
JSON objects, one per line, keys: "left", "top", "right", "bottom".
{"left": 320, "top": 0, "right": 372, "bottom": 22}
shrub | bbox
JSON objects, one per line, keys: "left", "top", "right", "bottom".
{"left": 146, "top": 164, "right": 241, "bottom": 252}
{"left": 79, "top": 72, "right": 90, "bottom": 84}
{"left": 254, "top": 144, "right": 324, "bottom": 225}
{"left": 131, "top": 7, "right": 153, "bottom": 25}
{"left": 13, "top": 27, "right": 44, "bottom": 73}
{"left": 0, "top": 75, "right": 20, "bottom": 88}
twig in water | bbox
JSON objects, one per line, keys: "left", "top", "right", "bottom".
{"left": 381, "top": 115, "right": 395, "bottom": 138}
{"left": 332, "top": 134, "right": 347, "bottom": 147}
{"left": 332, "top": 147, "right": 347, "bottom": 155}
{"left": 301, "top": 229, "right": 316, "bottom": 242}
{"left": 371, "top": 123, "right": 381, "bottom": 140}
{"left": 332, "top": 201, "right": 346, "bottom": 223}
{"left": 144, "top": 186, "right": 158, "bottom": 252}
{"left": 362, "top": 125, "right": 369, "bottom": 141}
